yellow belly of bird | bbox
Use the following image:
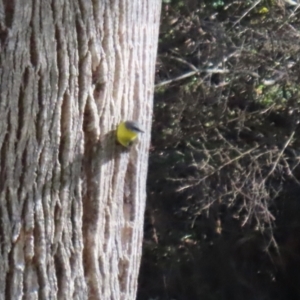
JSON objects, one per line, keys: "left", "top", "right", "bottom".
{"left": 117, "top": 122, "right": 138, "bottom": 147}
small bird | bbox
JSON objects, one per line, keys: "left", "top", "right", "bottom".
{"left": 116, "top": 121, "right": 144, "bottom": 147}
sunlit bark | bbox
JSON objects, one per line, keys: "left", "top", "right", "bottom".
{"left": 0, "top": 0, "right": 161, "bottom": 299}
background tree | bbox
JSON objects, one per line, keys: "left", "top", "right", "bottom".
{"left": 0, "top": 1, "right": 161, "bottom": 299}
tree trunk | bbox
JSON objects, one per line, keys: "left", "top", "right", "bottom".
{"left": 0, "top": 1, "right": 161, "bottom": 299}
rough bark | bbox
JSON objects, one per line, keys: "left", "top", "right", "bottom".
{"left": 0, "top": 0, "right": 161, "bottom": 299}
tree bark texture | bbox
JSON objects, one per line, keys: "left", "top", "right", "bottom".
{"left": 0, "top": 1, "right": 161, "bottom": 299}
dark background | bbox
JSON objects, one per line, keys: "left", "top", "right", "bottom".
{"left": 138, "top": 1, "right": 300, "bottom": 299}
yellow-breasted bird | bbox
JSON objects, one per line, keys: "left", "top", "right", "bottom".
{"left": 116, "top": 121, "right": 144, "bottom": 147}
